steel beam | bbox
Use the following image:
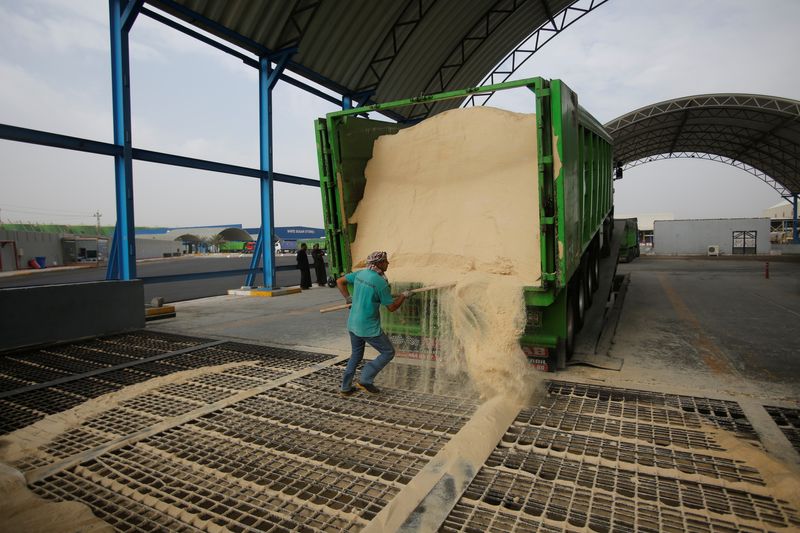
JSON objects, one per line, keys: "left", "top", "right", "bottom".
{"left": 793, "top": 194, "right": 799, "bottom": 244}
{"left": 0, "top": 123, "right": 319, "bottom": 187}
{"left": 109, "top": 0, "right": 137, "bottom": 280}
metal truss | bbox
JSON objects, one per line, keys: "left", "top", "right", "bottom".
{"left": 606, "top": 93, "right": 800, "bottom": 196}
{"left": 354, "top": 0, "right": 437, "bottom": 96}
{"left": 274, "top": 0, "right": 322, "bottom": 51}
{"left": 406, "top": 0, "right": 531, "bottom": 120}
{"left": 463, "top": 0, "right": 608, "bottom": 109}
{"left": 623, "top": 152, "right": 791, "bottom": 197}
{"left": 605, "top": 94, "right": 800, "bottom": 132}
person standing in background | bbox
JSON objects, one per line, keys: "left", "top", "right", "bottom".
{"left": 297, "top": 243, "right": 312, "bottom": 289}
{"left": 311, "top": 243, "right": 327, "bottom": 287}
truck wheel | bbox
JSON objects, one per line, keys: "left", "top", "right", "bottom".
{"left": 556, "top": 297, "right": 576, "bottom": 369}
{"left": 327, "top": 276, "right": 336, "bottom": 288}
{"left": 585, "top": 266, "right": 594, "bottom": 308}
{"left": 566, "top": 298, "right": 576, "bottom": 360}
{"left": 590, "top": 251, "right": 600, "bottom": 292}
{"left": 572, "top": 274, "right": 586, "bottom": 331}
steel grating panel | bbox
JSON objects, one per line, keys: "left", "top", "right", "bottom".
{"left": 295, "top": 366, "right": 479, "bottom": 416}
{"left": 191, "top": 411, "right": 426, "bottom": 485}
{"left": 764, "top": 405, "right": 800, "bottom": 453}
{"left": 547, "top": 381, "right": 758, "bottom": 441}
{"left": 0, "top": 333, "right": 336, "bottom": 436}
{"left": 515, "top": 407, "right": 724, "bottom": 451}
{"left": 266, "top": 385, "right": 471, "bottom": 435}
{"left": 0, "top": 362, "right": 70, "bottom": 384}
{"left": 0, "top": 398, "right": 42, "bottom": 433}
{"left": 454, "top": 467, "right": 798, "bottom": 532}
{"left": 32, "top": 471, "right": 203, "bottom": 532}
{"left": 442, "top": 381, "right": 797, "bottom": 532}
{"left": 498, "top": 426, "right": 764, "bottom": 486}
{"left": 142, "top": 427, "right": 400, "bottom": 515}
{"left": 233, "top": 395, "right": 452, "bottom": 458}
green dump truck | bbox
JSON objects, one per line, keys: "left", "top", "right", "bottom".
{"left": 618, "top": 218, "right": 640, "bottom": 263}
{"left": 315, "top": 77, "right": 613, "bottom": 371}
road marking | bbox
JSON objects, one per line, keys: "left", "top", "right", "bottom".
{"left": 658, "top": 274, "right": 737, "bottom": 377}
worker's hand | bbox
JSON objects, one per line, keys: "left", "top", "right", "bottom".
{"left": 402, "top": 290, "right": 412, "bottom": 298}
{"left": 345, "top": 296, "right": 352, "bottom": 305}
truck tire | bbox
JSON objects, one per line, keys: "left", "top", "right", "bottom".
{"left": 583, "top": 256, "right": 594, "bottom": 308}
{"left": 572, "top": 272, "right": 586, "bottom": 331}
{"left": 590, "top": 249, "right": 600, "bottom": 292}
{"left": 556, "top": 296, "right": 576, "bottom": 369}
{"left": 566, "top": 297, "right": 576, "bottom": 360}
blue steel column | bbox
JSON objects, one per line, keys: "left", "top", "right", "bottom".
{"left": 793, "top": 193, "right": 799, "bottom": 244}
{"left": 258, "top": 56, "right": 276, "bottom": 288}
{"left": 108, "top": 0, "right": 136, "bottom": 279}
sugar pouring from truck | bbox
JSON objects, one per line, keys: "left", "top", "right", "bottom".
{"left": 315, "top": 77, "right": 615, "bottom": 371}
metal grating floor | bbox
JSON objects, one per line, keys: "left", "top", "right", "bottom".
{"left": 0, "top": 331, "right": 331, "bottom": 435}
{"left": 764, "top": 405, "right": 800, "bottom": 453}
{"left": 20, "top": 337, "right": 477, "bottom": 531}
{"left": 441, "top": 382, "right": 800, "bottom": 533}
{"left": 4, "top": 333, "right": 798, "bottom": 532}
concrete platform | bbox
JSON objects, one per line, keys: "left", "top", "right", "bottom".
{"left": 227, "top": 287, "right": 303, "bottom": 297}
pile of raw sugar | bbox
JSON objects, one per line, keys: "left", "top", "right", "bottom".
{"left": 350, "top": 106, "right": 544, "bottom": 401}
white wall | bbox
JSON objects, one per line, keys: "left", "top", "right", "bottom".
{"left": 654, "top": 218, "right": 771, "bottom": 255}
{"left": 135, "top": 238, "right": 182, "bottom": 259}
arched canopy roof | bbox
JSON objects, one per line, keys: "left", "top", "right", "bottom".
{"left": 605, "top": 94, "right": 800, "bottom": 196}
{"left": 148, "top": 0, "right": 601, "bottom": 121}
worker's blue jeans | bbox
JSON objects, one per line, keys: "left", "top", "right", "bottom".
{"left": 341, "top": 331, "right": 395, "bottom": 391}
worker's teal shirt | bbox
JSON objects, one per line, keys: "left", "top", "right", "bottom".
{"left": 345, "top": 269, "right": 394, "bottom": 337}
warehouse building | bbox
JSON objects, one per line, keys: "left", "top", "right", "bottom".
{"left": 653, "top": 217, "right": 770, "bottom": 255}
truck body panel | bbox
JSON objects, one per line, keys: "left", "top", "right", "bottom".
{"left": 316, "top": 77, "right": 613, "bottom": 371}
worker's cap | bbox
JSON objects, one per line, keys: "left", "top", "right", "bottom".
{"left": 366, "top": 251, "right": 388, "bottom": 265}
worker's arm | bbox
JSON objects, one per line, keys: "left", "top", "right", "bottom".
{"left": 386, "top": 290, "right": 412, "bottom": 313}
{"left": 336, "top": 276, "right": 352, "bottom": 303}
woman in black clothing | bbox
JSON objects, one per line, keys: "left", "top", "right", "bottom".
{"left": 296, "top": 243, "right": 312, "bottom": 289}
{"left": 311, "top": 243, "right": 327, "bottom": 286}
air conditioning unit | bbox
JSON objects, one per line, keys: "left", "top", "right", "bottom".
{"left": 707, "top": 245, "right": 720, "bottom": 256}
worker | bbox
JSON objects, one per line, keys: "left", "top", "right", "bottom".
{"left": 311, "top": 243, "right": 327, "bottom": 287}
{"left": 296, "top": 243, "right": 312, "bottom": 289}
{"left": 336, "top": 251, "right": 411, "bottom": 395}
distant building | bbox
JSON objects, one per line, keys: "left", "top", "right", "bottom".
{"left": 654, "top": 218, "right": 770, "bottom": 255}
{"left": 762, "top": 200, "right": 795, "bottom": 243}
{"left": 615, "top": 213, "right": 674, "bottom": 246}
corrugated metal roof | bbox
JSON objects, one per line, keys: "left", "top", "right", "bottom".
{"left": 606, "top": 94, "right": 800, "bottom": 196}
{"left": 147, "top": 0, "right": 576, "bottom": 120}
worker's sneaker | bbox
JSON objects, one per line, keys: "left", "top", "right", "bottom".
{"left": 356, "top": 382, "right": 380, "bottom": 394}
{"left": 340, "top": 388, "right": 357, "bottom": 397}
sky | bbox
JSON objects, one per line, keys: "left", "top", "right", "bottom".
{"left": 0, "top": 0, "right": 798, "bottom": 229}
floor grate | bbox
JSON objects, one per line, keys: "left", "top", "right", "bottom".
{"left": 497, "top": 425, "right": 764, "bottom": 485}
{"left": 191, "top": 410, "right": 426, "bottom": 485}
{"left": 457, "top": 464, "right": 797, "bottom": 532}
{"left": 441, "top": 382, "right": 796, "bottom": 533}
{"left": 764, "top": 405, "right": 800, "bottom": 453}
{"left": 548, "top": 381, "right": 758, "bottom": 441}
{"left": 515, "top": 407, "right": 724, "bottom": 451}
{"left": 0, "top": 333, "right": 334, "bottom": 435}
